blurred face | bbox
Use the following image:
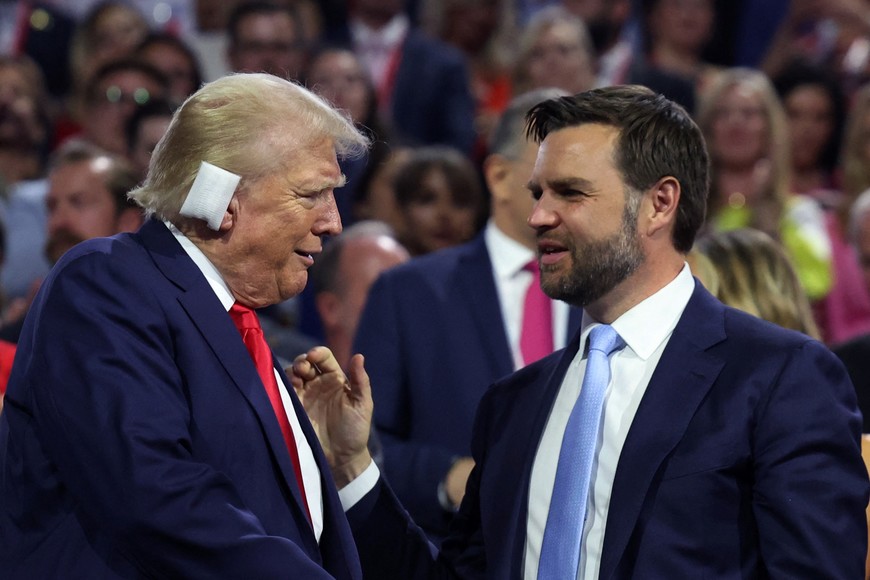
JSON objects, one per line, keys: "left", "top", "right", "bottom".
{"left": 648, "top": 0, "right": 713, "bottom": 53}
{"left": 356, "top": 148, "right": 410, "bottom": 236}
{"left": 139, "top": 42, "right": 198, "bottom": 102}
{"left": 85, "top": 69, "right": 166, "bottom": 155}
{"left": 0, "top": 65, "right": 44, "bottom": 149}
{"left": 784, "top": 84, "right": 834, "bottom": 172}
{"left": 528, "top": 124, "right": 644, "bottom": 307}
{"left": 88, "top": 5, "right": 148, "bottom": 74}
{"left": 45, "top": 159, "right": 120, "bottom": 263}
{"left": 129, "top": 114, "right": 172, "bottom": 180}
{"left": 218, "top": 137, "right": 343, "bottom": 307}
{"left": 401, "top": 167, "right": 479, "bottom": 255}
{"left": 336, "top": 235, "right": 409, "bottom": 340}
{"left": 525, "top": 22, "right": 595, "bottom": 94}
{"left": 493, "top": 139, "right": 540, "bottom": 249}
{"left": 709, "top": 84, "right": 768, "bottom": 171}
{"left": 229, "top": 13, "right": 305, "bottom": 79}
{"left": 308, "top": 51, "right": 371, "bottom": 124}
{"left": 443, "top": 0, "right": 500, "bottom": 53}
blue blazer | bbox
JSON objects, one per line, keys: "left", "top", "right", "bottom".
{"left": 353, "top": 235, "right": 581, "bottom": 536}
{"left": 348, "top": 281, "right": 869, "bottom": 579}
{"left": 390, "top": 29, "right": 477, "bottom": 155}
{"left": 0, "top": 219, "right": 362, "bottom": 579}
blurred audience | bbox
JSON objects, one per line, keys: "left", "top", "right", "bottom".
{"left": 393, "top": 145, "right": 488, "bottom": 256}
{"left": 0, "top": 54, "right": 52, "bottom": 301}
{"left": 833, "top": 189, "right": 870, "bottom": 432}
{"left": 306, "top": 45, "right": 391, "bottom": 225}
{"left": 125, "top": 98, "right": 175, "bottom": 182}
{"left": 310, "top": 220, "right": 410, "bottom": 369}
{"left": 43, "top": 140, "right": 143, "bottom": 267}
{"left": 512, "top": 6, "right": 596, "bottom": 97}
{"left": 697, "top": 67, "right": 833, "bottom": 304}
{"left": 343, "top": 0, "right": 477, "bottom": 154}
{"left": 773, "top": 60, "right": 847, "bottom": 201}
{"left": 135, "top": 31, "right": 204, "bottom": 103}
{"left": 761, "top": 0, "right": 870, "bottom": 98}
{"left": 697, "top": 227, "right": 821, "bottom": 339}
{"left": 226, "top": 2, "right": 308, "bottom": 80}
{"left": 75, "top": 58, "right": 170, "bottom": 156}
{"left": 808, "top": 81, "right": 870, "bottom": 344}
{"left": 68, "top": 1, "right": 150, "bottom": 99}
{"left": 351, "top": 141, "right": 412, "bottom": 236}
{"left": 639, "top": 0, "right": 720, "bottom": 95}
{"left": 421, "top": 0, "right": 516, "bottom": 154}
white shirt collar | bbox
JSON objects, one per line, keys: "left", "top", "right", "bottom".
{"left": 580, "top": 263, "right": 695, "bottom": 360}
{"left": 350, "top": 13, "right": 409, "bottom": 48}
{"left": 485, "top": 220, "right": 536, "bottom": 279}
{"left": 164, "top": 221, "right": 235, "bottom": 311}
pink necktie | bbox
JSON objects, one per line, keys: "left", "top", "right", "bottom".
{"left": 229, "top": 303, "right": 311, "bottom": 524}
{"left": 520, "top": 259, "right": 554, "bottom": 365}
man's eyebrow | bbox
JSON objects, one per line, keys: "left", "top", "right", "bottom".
{"left": 526, "top": 176, "right": 595, "bottom": 192}
{"left": 548, "top": 177, "right": 595, "bottom": 191}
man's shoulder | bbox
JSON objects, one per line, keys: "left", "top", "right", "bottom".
{"left": 378, "top": 238, "right": 487, "bottom": 286}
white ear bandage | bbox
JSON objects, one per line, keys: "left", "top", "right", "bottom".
{"left": 179, "top": 161, "right": 241, "bottom": 231}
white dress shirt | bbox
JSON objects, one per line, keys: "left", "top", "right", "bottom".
{"left": 485, "top": 221, "right": 570, "bottom": 369}
{"left": 524, "top": 264, "right": 695, "bottom": 579}
{"left": 350, "top": 14, "right": 409, "bottom": 94}
{"left": 166, "top": 222, "right": 325, "bottom": 541}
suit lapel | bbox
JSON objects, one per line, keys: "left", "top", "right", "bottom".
{"left": 137, "top": 220, "right": 317, "bottom": 544}
{"left": 598, "top": 282, "right": 727, "bottom": 579}
{"left": 500, "top": 330, "right": 585, "bottom": 576}
{"left": 457, "top": 237, "right": 514, "bottom": 377}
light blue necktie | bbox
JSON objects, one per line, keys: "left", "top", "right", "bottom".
{"left": 538, "top": 324, "right": 625, "bottom": 580}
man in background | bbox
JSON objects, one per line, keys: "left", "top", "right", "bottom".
{"left": 311, "top": 220, "right": 409, "bottom": 369}
{"left": 44, "top": 140, "right": 143, "bottom": 265}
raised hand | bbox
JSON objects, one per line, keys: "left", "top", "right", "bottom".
{"left": 289, "top": 346, "right": 373, "bottom": 488}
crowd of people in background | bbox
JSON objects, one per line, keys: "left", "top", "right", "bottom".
{"left": 2, "top": 0, "right": 870, "bottom": 550}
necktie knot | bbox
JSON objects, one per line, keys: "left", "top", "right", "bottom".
{"left": 588, "top": 324, "right": 625, "bottom": 357}
{"left": 229, "top": 302, "right": 261, "bottom": 332}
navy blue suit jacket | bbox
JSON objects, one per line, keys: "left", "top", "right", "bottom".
{"left": 0, "top": 220, "right": 362, "bottom": 578}
{"left": 348, "top": 281, "right": 869, "bottom": 579}
{"left": 353, "top": 235, "right": 581, "bottom": 536}
{"left": 390, "top": 29, "right": 476, "bottom": 155}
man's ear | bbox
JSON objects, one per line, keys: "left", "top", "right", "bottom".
{"left": 218, "top": 196, "right": 240, "bottom": 232}
{"left": 644, "top": 176, "right": 680, "bottom": 238}
{"left": 484, "top": 154, "right": 512, "bottom": 206}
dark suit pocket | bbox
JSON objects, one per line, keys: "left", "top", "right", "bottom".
{"left": 660, "top": 443, "right": 740, "bottom": 481}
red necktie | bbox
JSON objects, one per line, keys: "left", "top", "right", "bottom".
{"left": 229, "top": 303, "right": 311, "bottom": 523}
{"left": 520, "top": 259, "right": 554, "bottom": 365}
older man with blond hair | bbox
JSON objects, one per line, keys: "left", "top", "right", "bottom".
{"left": 0, "top": 73, "right": 369, "bottom": 579}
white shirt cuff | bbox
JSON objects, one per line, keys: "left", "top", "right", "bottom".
{"left": 338, "top": 459, "right": 380, "bottom": 511}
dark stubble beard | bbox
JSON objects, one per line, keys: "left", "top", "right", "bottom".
{"left": 540, "top": 201, "right": 645, "bottom": 308}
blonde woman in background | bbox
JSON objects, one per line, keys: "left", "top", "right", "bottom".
{"left": 696, "top": 67, "right": 833, "bottom": 305}
{"left": 511, "top": 6, "right": 597, "bottom": 97}
{"left": 698, "top": 228, "right": 821, "bottom": 339}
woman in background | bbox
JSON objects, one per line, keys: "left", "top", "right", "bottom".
{"left": 698, "top": 228, "right": 821, "bottom": 339}
{"left": 393, "top": 146, "right": 488, "bottom": 256}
